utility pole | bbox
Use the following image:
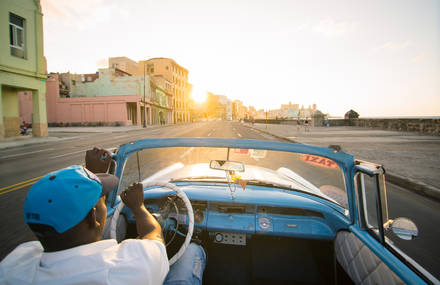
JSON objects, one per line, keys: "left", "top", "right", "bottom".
{"left": 265, "top": 110, "right": 268, "bottom": 129}
{"left": 143, "top": 62, "right": 147, "bottom": 128}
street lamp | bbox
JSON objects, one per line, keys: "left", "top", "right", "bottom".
{"left": 143, "top": 62, "right": 147, "bottom": 128}
{"left": 265, "top": 109, "right": 268, "bottom": 129}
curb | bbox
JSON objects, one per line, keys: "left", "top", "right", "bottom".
{"left": 0, "top": 137, "right": 62, "bottom": 150}
{"left": 247, "top": 125, "right": 297, "bottom": 143}
{"left": 386, "top": 173, "right": 440, "bottom": 202}
{"left": 0, "top": 123, "right": 192, "bottom": 150}
{"left": 48, "top": 127, "right": 144, "bottom": 133}
{"left": 243, "top": 123, "right": 440, "bottom": 202}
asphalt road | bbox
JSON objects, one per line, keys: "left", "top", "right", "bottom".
{"left": 0, "top": 121, "right": 439, "bottom": 279}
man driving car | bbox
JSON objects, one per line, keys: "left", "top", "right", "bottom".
{"left": 0, "top": 147, "right": 206, "bottom": 284}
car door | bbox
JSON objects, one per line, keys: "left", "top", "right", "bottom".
{"left": 335, "top": 161, "right": 438, "bottom": 285}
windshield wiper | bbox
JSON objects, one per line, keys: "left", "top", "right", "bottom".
{"left": 245, "top": 179, "right": 294, "bottom": 190}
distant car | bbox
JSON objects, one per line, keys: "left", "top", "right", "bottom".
{"left": 103, "top": 138, "right": 438, "bottom": 284}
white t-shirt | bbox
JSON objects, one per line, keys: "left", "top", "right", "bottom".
{"left": 0, "top": 239, "right": 169, "bottom": 285}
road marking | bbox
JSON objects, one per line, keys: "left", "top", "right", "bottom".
{"left": 0, "top": 175, "right": 43, "bottom": 195}
{"left": 0, "top": 148, "right": 54, "bottom": 159}
{"left": 179, "top": 147, "right": 194, "bottom": 159}
{"left": 237, "top": 133, "right": 242, "bottom": 137}
{"left": 114, "top": 134, "right": 130, "bottom": 139}
{"left": 50, "top": 149, "right": 87, "bottom": 159}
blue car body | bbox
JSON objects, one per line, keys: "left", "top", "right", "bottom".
{"left": 104, "top": 138, "right": 436, "bottom": 284}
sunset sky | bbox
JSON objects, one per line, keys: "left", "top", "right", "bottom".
{"left": 41, "top": 0, "right": 439, "bottom": 117}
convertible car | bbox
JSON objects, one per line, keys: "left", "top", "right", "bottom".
{"left": 100, "top": 138, "right": 438, "bottom": 284}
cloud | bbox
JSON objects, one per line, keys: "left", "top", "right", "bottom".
{"left": 296, "top": 22, "right": 310, "bottom": 32}
{"left": 412, "top": 55, "right": 425, "bottom": 62}
{"left": 374, "top": 41, "right": 411, "bottom": 52}
{"left": 313, "top": 18, "right": 356, "bottom": 37}
{"left": 41, "top": 0, "right": 124, "bottom": 31}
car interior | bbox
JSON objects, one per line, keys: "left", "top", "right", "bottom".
{"left": 107, "top": 193, "right": 404, "bottom": 285}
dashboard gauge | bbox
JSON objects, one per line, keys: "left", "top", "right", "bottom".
{"left": 215, "top": 233, "right": 223, "bottom": 242}
{"left": 258, "top": 217, "right": 271, "bottom": 230}
{"left": 194, "top": 210, "right": 204, "bottom": 224}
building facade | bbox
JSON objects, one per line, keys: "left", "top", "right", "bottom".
{"left": 149, "top": 75, "right": 173, "bottom": 125}
{"left": 232, "top": 100, "right": 247, "bottom": 120}
{"left": 108, "top": 57, "right": 139, "bottom": 76}
{"left": 44, "top": 68, "right": 153, "bottom": 126}
{"left": 46, "top": 73, "right": 141, "bottom": 126}
{"left": 0, "top": 0, "right": 47, "bottom": 138}
{"left": 139, "top": 58, "right": 191, "bottom": 123}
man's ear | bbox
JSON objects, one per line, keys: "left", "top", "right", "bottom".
{"left": 86, "top": 207, "right": 100, "bottom": 228}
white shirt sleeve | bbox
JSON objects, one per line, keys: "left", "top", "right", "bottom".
{"left": 108, "top": 239, "right": 169, "bottom": 285}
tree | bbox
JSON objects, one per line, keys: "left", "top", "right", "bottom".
{"left": 344, "top": 109, "right": 359, "bottom": 119}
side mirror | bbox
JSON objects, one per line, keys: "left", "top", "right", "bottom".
{"left": 210, "top": 160, "right": 245, "bottom": 172}
{"left": 391, "top": 217, "right": 418, "bottom": 240}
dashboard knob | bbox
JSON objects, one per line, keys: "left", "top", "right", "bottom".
{"left": 258, "top": 216, "right": 271, "bottom": 231}
{"left": 215, "top": 233, "right": 223, "bottom": 242}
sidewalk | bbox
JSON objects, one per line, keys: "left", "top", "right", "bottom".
{"left": 245, "top": 123, "right": 440, "bottom": 201}
{"left": 48, "top": 126, "right": 143, "bottom": 133}
{"left": 0, "top": 126, "right": 144, "bottom": 150}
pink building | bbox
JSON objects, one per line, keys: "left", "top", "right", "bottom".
{"left": 18, "top": 91, "right": 33, "bottom": 124}
{"left": 45, "top": 73, "right": 141, "bottom": 126}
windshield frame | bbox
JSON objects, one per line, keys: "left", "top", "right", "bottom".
{"left": 110, "top": 138, "right": 355, "bottom": 218}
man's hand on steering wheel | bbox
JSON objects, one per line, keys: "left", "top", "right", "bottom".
{"left": 120, "top": 183, "right": 144, "bottom": 213}
{"left": 120, "top": 183, "right": 164, "bottom": 243}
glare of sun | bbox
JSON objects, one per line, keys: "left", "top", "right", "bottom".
{"left": 191, "top": 85, "right": 207, "bottom": 103}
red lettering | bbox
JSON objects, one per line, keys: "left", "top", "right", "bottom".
{"left": 301, "top": 154, "right": 338, "bottom": 169}
{"left": 309, "top": 156, "right": 319, "bottom": 163}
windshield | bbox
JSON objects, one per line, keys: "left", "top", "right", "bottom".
{"left": 119, "top": 146, "right": 347, "bottom": 208}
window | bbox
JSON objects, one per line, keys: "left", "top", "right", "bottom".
{"left": 355, "top": 165, "right": 388, "bottom": 243}
{"left": 9, "top": 13, "right": 25, "bottom": 58}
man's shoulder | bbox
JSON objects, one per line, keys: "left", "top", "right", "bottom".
{"left": 0, "top": 241, "right": 42, "bottom": 282}
{"left": 1, "top": 241, "right": 42, "bottom": 266}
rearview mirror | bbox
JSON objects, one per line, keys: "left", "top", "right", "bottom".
{"left": 210, "top": 160, "right": 245, "bottom": 172}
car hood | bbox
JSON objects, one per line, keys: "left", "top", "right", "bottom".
{"left": 141, "top": 162, "right": 331, "bottom": 199}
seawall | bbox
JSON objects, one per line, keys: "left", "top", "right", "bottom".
{"left": 329, "top": 118, "right": 440, "bottom": 135}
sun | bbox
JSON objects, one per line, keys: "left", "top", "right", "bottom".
{"left": 191, "top": 85, "right": 207, "bottom": 103}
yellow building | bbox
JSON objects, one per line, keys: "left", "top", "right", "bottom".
{"left": 139, "top": 58, "right": 191, "bottom": 123}
{"left": 108, "top": 57, "right": 139, "bottom": 76}
{"left": 0, "top": 0, "right": 47, "bottom": 138}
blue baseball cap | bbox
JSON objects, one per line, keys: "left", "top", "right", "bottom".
{"left": 24, "top": 165, "right": 118, "bottom": 233}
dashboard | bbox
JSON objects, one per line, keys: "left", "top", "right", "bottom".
{"left": 123, "top": 192, "right": 341, "bottom": 244}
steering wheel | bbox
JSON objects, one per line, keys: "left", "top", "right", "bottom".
{"left": 110, "top": 182, "right": 194, "bottom": 265}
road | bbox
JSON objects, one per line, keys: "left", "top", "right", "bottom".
{"left": 0, "top": 121, "right": 439, "bottom": 279}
